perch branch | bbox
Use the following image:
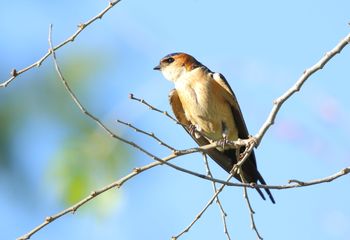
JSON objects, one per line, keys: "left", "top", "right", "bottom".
{"left": 16, "top": 24, "right": 350, "bottom": 240}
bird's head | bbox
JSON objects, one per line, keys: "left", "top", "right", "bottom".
{"left": 154, "top": 52, "right": 202, "bottom": 82}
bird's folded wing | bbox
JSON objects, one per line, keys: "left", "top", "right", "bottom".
{"left": 211, "top": 72, "right": 249, "bottom": 139}
{"left": 211, "top": 72, "right": 257, "bottom": 168}
{"left": 169, "top": 89, "right": 235, "bottom": 172}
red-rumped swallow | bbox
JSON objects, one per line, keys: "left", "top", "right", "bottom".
{"left": 154, "top": 52, "right": 275, "bottom": 203}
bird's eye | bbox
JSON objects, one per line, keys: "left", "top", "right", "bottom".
{"left": 166, "top": 57, "right": 174, "bottom": 64}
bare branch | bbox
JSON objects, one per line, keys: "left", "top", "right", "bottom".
{"left": 45, "top": 33, "right": 350, "bottom": 195}
{"left": 173, "top": 164, "right": 350, "bottom": 190}
{"left": 19, "top": 25, "right": 259, "bottom": 240}
{"left": 254, "top": 32, "right": 350, "bottom": 145}
{"left": 203, "top": 154, "right": 231, "bottom": 240}
{"left": 172, "top": 174, "right": 236, "bottom": 240}
{"left": 45, "top": 24, "right": 225, "bottom": 188}
{"left": 17, "top": 159, "right": 167, "bottom": 240}
{"left": 15, "top": 25, "right": 214, "bottom": 240}
{"left": 16, "top": 22, "right": 350, "bottom": 240}
{"left": 197, "top": 165, "right": 350, "bottom": 191}
{"left": 116, "top": 119, "right": 177, "bottom": 151}
{"left": 242, "top": 187, "right": 263, "bottom": 240}
{"left": 0, "top": 0, "right": 122, "bottom": 88}
{"left": 172, "top": 143, "right": 254, "bottom": 239}
{"left": 239, "top": 173, "right": 262, "bottom": 240}
{"left": 18, "top": 145, "right": 350, "bottom": 240}
{"left": 129, "top": 93, "right": 184, "bottom": 126}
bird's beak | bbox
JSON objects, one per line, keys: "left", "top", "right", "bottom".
{"left": 153, "top": 64, "right": 161, "bottom": 71}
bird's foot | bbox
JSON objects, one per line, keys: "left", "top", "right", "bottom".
{"left": 188, "top": 124, "right": 196, "bottom": 135}
{"left": 188, "top": 124, "right": 201, "bottom": 139}
{"left": 248, "top": 135, "right": 258, "bottom": 148}
{"left": 217, "top": 135, "right": 228, "bottom": 150}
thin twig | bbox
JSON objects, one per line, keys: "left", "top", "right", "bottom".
{"left": 17, "top": 159, "right": 169, "bottom": 240}
{"left": 172, "top": 175, "right": 235, "bottom": 240}
{"left": 49, "top": 71, "right": 350, "bottom": 193}
{"left": 17, "top": 26, "right": 350, "bottom": 240}
{"left": 18, "top": 150, "right": 350, "bottom": 240}
{"left": 175, "top": 165, "right": 350, "bottom": 190}
{"left": 116, "top": 119, "right": 177, "bottom": 151}
{"left": 19, "top": 25, "right": 257, "bottom": 240}
{"left": 254, "top": 32, "right": 350, "bottom": 146}
{"left": 0, "top": 0, "right": 122, "bottom": 88}
{"left": 49, "top": 58, "right": 350, "bottom": 194}
{"left": 242, "top": 187, "right": 263, "bottom": 240}
{"left": 16, "top": 24, "right": 220, "bottom": 240}
{"left": 129, "top": 93, "right": 183, "bottom": 126}
{"left": 127, "top": 85, "right": 350, "bottom": 186}
{"left": 229, "top": 138, "right": 256, "bottom": 175}
{"left": 172, "top": 144, "right": 254, "bottom": 240}
{"left": 45, "top": 24, "right": 228, "bottom": 188}
{"left": 240, "top": 173, "right": 262, "bottom": 240}
{"left": 203, "top": 154, "right": 231, "bottom": 240}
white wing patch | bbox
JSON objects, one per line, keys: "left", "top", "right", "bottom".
{"left": 212, "top": 72, "right": 222, "bottom": 81}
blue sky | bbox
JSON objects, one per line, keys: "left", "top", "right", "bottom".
{"left": 1, "top": 1, "right": 350, "bottom": 240}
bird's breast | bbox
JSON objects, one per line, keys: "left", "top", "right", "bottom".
{"left": 175, "top": 76, "right": 237, "bottom": 141}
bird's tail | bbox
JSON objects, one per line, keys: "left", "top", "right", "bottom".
{"left": 256, "top": 172, "right": 275, "bottom": 204}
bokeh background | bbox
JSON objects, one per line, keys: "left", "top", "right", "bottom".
{"left": 1, "top": 1, "right": 350, "bottom": 239}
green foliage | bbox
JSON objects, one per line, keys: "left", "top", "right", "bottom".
{"left": 45, "top": 51, "right": 130, "bottom": 211}
{"left": 0, "top": 50, "right": 131, "bottom": 213}
{"left": 49, "top": 129, "right": 128, "bottom": 207}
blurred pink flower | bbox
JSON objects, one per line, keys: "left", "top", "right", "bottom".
{"left": 318, "top": 97, "right": 341, "bottom": 124}
{"left": 274, "top": 119, "right": 304, "bottom": 141}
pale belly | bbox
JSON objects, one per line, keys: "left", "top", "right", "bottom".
{"left": 176, "top": 83, "right": 238, "bottom": 142}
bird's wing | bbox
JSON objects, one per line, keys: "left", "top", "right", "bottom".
{"left": 169, "top": 89, "right": 234, "bottom": 172}
{"left": 211, "top": 73, "right": 249, "bottom": 139}
{"left": 211, "top": 73, "right": 275, "bottom": 203}
{"left": 211, "top": 72, "right": 257, "bottom": 169}
{"left": 169, "top": 87, "right": 275, "bottom": 203}
{"left": 168, "top": 89, "right": 191, "bottom": 126}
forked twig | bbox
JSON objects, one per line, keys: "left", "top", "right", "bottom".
{"left": 16, "top": 23, "right": 350, "bottom": 240}
{"left": 0, "top": 0, "right": 122, "bottom": 88}
{"left": 129, "top": 93, "right": 184, "bottom": 126}
{"left": 203, "top": 154, "right": 231, "bottom": 240}
{"left": 16, "top": 24, "right": 218, "bottom": 240}
{"left": 116, "top": 119, "right": 177, "bottom": 151}
{"left": 240, "top": 173, "right": 262, "bottom": 240}
{"left": 243, "top": 187, "right": 263, "bottom": 240}
{"left": 17, "top": 160, "right": 166, "bottom": 240}
{"left": 172, "top": 144, "right": 254, "bottom": 239}
{"left": 45, "top": 24, "right": 228, "bottom": 188}
{"left": 172, "top": 174, "right": 236, "bottom": 240}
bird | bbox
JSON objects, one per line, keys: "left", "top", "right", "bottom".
{"left": 154, "top": 52, "right": 275, "bottom": 204}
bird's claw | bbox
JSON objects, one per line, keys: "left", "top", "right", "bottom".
{"left": 248, "top": 135, "right": 258, "bottom": 148}
{"left": 188, "top": 124, "right": 201, "bottom": 139}
{"left": 188, "top": 124, "right": 196, "bottom": 135}
{"left": 218, "top": 135, "right": 228, "bottom": 150}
